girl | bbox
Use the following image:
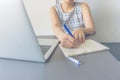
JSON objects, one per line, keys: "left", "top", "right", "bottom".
{"left": 49, "top": 0, "right": 96, "bottom": 48}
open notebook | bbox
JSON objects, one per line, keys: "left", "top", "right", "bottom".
{"left": 59, "top": 39, "right": 109, "bottom": 57}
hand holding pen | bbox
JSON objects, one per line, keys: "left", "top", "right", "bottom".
{"left": 60, "top": 24, "right": 77, "bottom": 48}
{"left": 61, "top": 24, "right": 85, "bottom": 48}
{"left": 62, "top": 24, "right": 85, "bottom": 48}
{"left": 63, "top": 24, "right": 82, "bottom": 66}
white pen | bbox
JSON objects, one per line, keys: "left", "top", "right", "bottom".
{"left": 66, "top": 56, "right": 81, "bottom": 66}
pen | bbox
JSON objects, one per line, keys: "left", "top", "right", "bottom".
{"left": 63, "top": 24, "right": 81, "bottom": 66}
{"left": 66, "top": 56, "right": 81, "bottom": 66}
{"left": 63, "top": 24, "right": 74, "bottom": 38}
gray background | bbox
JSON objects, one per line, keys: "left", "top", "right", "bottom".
{"left": 0, "top": 0, "right": 120, "bottom": 42}
{"left": 83, "top": 0, "right": 120, "bottom": 42}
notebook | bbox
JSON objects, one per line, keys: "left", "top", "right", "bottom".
{"left": 59, "top": 39, "right": 109, "bottom": 57}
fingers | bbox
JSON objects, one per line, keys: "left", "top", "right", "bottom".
{"left": 67, "top": 34, "right": 74, "bottom": 43}
{"left": 73, "top": 32, "right": 80, "bottom": 46}
{"left": 78, "top": 30, "right": 85, "bottom": 43}
{"left": 61, "top": 40, "right": 75, "bottom": 48}
{"left": 61, "top": 34, "right": 76, "bottom": 48}
{"left": 73, "top": 29, "right": 85, "bottom": 46}
{"left": 60, "top": 29, "right": 85, "bottom": 48}
{"left": 61, "top": 41, "right": 74, "bottom": 48}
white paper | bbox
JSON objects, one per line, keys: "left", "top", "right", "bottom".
{"left": 59, "top": 39, "right": 110, "bottom": 57}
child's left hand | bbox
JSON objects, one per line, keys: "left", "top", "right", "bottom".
{"left": 72, "top": 28, "right": 85, "bottom": 46}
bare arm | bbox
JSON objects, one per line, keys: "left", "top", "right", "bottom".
{"left": 72, "top": 2, "right": 96, "bottom": 45}
{"left": 81, "top": 2, "right": 96, "bottom": 35}
{"left": 49, "top": 6, "right": 77, "bottom": 48}
{"left": 49, "top": 6, "right": 65, "bottom": 40}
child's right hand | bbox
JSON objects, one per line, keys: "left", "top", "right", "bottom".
{"left": 59, "top": 33, "right": 78, "bottom": 48}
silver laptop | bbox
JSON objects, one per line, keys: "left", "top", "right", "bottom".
{"left": 0, "top": 1, "right": 59, "bottom": 62}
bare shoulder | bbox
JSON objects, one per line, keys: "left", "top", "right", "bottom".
{"left": 80, "top": 2, "right": 90, "bottom": 10}
{"left": 49, "top": 5, "right": 56, "bottom": 13}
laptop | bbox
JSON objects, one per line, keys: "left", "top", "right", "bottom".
{"left": 0, "top": 0, "right": 59, "bottom": 62}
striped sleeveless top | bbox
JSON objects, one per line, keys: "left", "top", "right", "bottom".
{"left": 55, "top": 2, "right": 84, "bottom": 33}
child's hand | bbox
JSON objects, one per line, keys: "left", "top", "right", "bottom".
{"left": 60, "top": 33, "right": 77, "bottom": 48}
{"left": 72, "top": 28, "right": 85, "bottom": 46}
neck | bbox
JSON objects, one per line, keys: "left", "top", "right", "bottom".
{"left": 61, "top": 1, "right": 75, "bottom": 12}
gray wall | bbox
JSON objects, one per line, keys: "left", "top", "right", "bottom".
{"left": 0, "top": 0, "right": 120, "bottom": 42}
{"left": 85, "top": 0, "right": 120, "bottom": 42}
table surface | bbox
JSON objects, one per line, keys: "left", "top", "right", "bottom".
{"left": 0, "top": 36, "right": 120, "bottom": 80}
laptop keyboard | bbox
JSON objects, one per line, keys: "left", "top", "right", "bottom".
{"left": 40, "top": 45, "right": 51, "bottom": 55}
